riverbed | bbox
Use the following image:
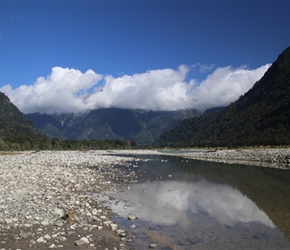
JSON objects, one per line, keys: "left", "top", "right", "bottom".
{"left": 0, "top": 149, "right": 290, "bottom": 249}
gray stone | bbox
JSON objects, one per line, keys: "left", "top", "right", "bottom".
{"left": 12, "top": 234, "right": 19, "bottom": 240}
{"left": 80, "top": 237, "right": 90, "bottom": 243}
{"left": 19, "top": 232, "right": 33, "bottom": 239}
{"left": 58, "top": 236, "right": 67, "bottom": 241}
{"left": 74, "top": 239, "right": 87, "bottom": 246}
{"left": 29, "top": 239, "right": 36, "bottom": 244}
{"left": 54, "top": 220, "right": 64, "bottom": 227}
{"left": 5, "top": 218, "right": 13, "bottom": 224}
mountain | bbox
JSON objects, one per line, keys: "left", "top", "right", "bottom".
{"left": 26, "top": 108, "right": 199, "bottom": 146}
{"left": 154, "top": 46, "right": 290, "bottom": 148}
{"left": 203, "top": 107, "right": 225, "bottom": 114}
{"left": 0, "top": 92, "right": 48, "bottom": 150}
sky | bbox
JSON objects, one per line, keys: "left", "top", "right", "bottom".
{"left": 0, "top": 0, "right": 289, "bottom": 114}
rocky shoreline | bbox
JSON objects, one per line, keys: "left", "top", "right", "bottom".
{"left": 172, "top": 148, "right": 290, "bottom": 169}
{"left": 109, "top": 148, "right": 290, "bottom": 169}
{"left": 1, "top": 148, "right": 290, "bottom": 250}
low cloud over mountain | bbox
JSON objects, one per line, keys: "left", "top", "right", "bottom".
{"left": 1, "top": 64, "right": 270, "bottom": 114}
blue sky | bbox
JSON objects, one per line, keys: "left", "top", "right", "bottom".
{"left": 0, "top": 1, "right": 289, "bottom": 113}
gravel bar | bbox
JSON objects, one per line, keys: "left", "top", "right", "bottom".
{"left": 159, "top": 148, "right": 290, "bottom": 169}
{"left": 0, "top": 150, "right": 143, "bottom": 250}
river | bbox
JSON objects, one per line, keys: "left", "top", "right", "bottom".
{"left": 103, "top": 154, "right": 290, "bottom": 249}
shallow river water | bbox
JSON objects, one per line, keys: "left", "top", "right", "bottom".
{"left": 105, "top": 155, "right": 290, "bottom": 249}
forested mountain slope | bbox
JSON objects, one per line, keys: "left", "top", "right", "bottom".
{"left": 154, "top": 46, "right": 290, "bottom": 148}
{"left": 0, "top": 92, "right": 48, "bottom": 150}
{"left": 27, "top": 108, "right": 199, "bottom": 146}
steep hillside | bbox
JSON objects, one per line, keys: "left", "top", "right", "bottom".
{"left": 27, "top": 108, "right": 199, "bottom": 146}
{"left": 0, "top": 92, "right": 48, "bottom": 150}
{"left": 154, "top": 46, "right": 290, "bottom": 148}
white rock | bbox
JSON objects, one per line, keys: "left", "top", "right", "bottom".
{"left": 91, "top": 208, "right": 98, "bottom": 215}
{"left": 116, "top": 229, "right": 125, "bottom": 236}
{"left": 127, "top": 215, "right": 137, "bottom": 220}
{"left": 54, "top": 208, "right": 64, "bottom": 216}
{"left": 110, "top": 223, "right": 118, "bottom": 231}
{"left": 100, "top": 215, "right": 107, "bottom": 220}
{"left": 36, "top": 236, "right": 45, "bottom": 243}
{"left": 103, "top": 220, "right": 112, "bottom": 227}
{"left": 58, "top": 236, "right": 67, "bottom": 241}
{"left": 5, "top": 218, "right": 13, "bottom": 224}
{"left": 44, "top": 234, "right": 51, "bottom": 240}
{"left": 41, "top": 220, "right": 50, "bottom": 226}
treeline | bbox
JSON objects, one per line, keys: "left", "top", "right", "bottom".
{"left": 0, "top": 135, "right": 138, "bottom": 151}
{"left": 154, "top": 106, "right": 290, "bottom": 148}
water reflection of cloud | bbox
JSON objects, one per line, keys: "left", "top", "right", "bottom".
{"left": 112, "top": 180, "right": 274, "bottom": 228}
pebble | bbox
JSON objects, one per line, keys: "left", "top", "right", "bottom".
{"left": 36, "top": 236, "right": 45, "bottom": 243}
{"left": 74, "top": 239, "right": 87, "bottom": 246}
{"left": 127, "top": 215, "right": 137, "bottom": 220}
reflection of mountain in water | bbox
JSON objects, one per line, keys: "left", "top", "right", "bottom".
{"left": 114, "top": 179, "right": 274, "bottom": 228}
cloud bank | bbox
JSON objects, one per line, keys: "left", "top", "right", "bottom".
{"left": 0, "top": 64, "right": 271, "bottom": 114}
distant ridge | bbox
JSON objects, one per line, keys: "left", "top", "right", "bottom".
{"left": 154, "top": 46, "right": 290, "bottom": 147}
{"left": 26, "top": 108, "right": 199, "bottom": 146}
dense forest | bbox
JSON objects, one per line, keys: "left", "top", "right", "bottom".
{"left": 154, "top": 46, "right": 290, "bottom": 148}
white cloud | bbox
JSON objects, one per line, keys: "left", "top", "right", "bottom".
{"left": 191, "top": 64, "right": 271, "bottom": 111}
{"left": 0, "top": 64, "right": 271, "bottom": 114}
{"left": 0, "top": 67, "right": 103, "bottom": 114}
